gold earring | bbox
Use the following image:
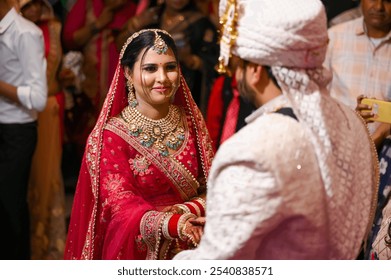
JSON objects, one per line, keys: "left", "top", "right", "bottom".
{"left": 127, "top": 79, "right": 138, "bottom": 108}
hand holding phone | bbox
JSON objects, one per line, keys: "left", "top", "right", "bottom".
{"left": 361, "top": 98, "right": 391, "bottom": 124}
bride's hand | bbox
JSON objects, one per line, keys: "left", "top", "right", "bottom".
{"left": 183, "top": 219, "right": 204, "bottom": 247}
{"left": 190, "top": 217, "right": 206, "bottom": 227}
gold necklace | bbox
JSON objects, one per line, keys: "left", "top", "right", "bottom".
{"left": 121, "top": 105, "right": 185, "bottom": 157}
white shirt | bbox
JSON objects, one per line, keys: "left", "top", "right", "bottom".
{"left": 0, "top": 8, "right": 47, "bottom": 123}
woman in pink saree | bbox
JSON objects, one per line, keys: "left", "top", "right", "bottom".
{"left": 64, "top": 29, "right": 214, "bottom": 260}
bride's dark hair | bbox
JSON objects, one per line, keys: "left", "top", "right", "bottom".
{"left": 121, "top": 30, "right": 178, "bottom": 70}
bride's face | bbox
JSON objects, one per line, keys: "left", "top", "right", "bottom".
{"left": 129, "top": 47, "right": 179, "bottom": 107}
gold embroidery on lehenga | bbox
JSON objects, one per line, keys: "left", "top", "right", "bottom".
{"left": 130, "top": 155, "right": 151, "bottom": 176}
{"left": 102, "top": 173, "right": 125, "bottom": 193}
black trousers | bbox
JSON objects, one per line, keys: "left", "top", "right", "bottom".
{"left": 0, "top": 122, "right": 37, "bottom": 260}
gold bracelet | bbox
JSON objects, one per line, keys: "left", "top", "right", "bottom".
{"left": 173, "top": 203, "right": 191, "bottom": 214}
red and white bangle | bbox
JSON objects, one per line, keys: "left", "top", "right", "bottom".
{"left": 193, "top": 197, "right": 206, "bottom": 210}
{"left": 167, "top": 213, "right": 180, "bottom": 238}
{"left": 184, "top": 201, "right": 201, "bottom": 217}
{"left": 161, "top": 212, "right": 174, "bottom": 240}
{"left": 190, "top": 197, "right": 206, "bottom": 216}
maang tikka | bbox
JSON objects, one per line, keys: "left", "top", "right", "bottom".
{"left": 127, "top": 79, "right": 138, "bottom": 108}
{"left": 152, "top": 31, "right": 168, "bottom": 55}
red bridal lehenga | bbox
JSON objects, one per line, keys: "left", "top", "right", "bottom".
{"left": 64, "top": 41, "right": 214, "bottom": 259}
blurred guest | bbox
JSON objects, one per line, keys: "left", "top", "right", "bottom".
{"left": 116, "top": 0, "right": 219, "bottom": 115}
{"left": 49, "top": 0, "right": 76, "bottom": 22}
{"left": 325, "top": 0, "right": 391, "bottom": 141}
{"left": 61, "top": 51, "right": 91, "bottom": 165}
{"left": 367, "top": 136, "right": 391, "bottom": 259}
{"left": 18, "top": 0, "right": 67, "bottom": 260}
{"left": 329, "top": 3, "right": 362, "bottom": 27}
{"left": 206, "top": 75, "right": 255, "bottom": 152}
{"left": 0, "top": 0, "right": 47, "bottom": 259}
{"left": 321, "top": 0, "right": 360, "bottom": 22}
{"left": 371, "top": 192, "right": 391, "bottom": 259}
{"left": 62, "top": 0, "right": 138, "bottom": 148}
{"left": 195, "top": 0, "right": 219, "bottom": 28}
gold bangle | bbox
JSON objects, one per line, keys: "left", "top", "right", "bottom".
{"left": 173, "top": 203, "right": 191, "bottom": 214}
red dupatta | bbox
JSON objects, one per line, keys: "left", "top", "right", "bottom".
{"left": 64, "top": 29, "right": 214, "bottom": 259}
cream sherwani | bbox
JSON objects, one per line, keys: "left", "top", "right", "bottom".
{"left": 175, "top": 95, "right": 376, "bottom": 260}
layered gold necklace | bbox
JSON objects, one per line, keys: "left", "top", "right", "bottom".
{"left": 121, "top": 105, "right": 185, "bottom": 157}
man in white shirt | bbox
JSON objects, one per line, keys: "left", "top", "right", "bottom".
{"left": 325, "top": 0, "right": 391, "bottom": 143}
{"left": 0, "top": 0, "right": 47, "bottom": 259}
{"left": 174, "top": 0, "right": 378, "bottom": 259}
